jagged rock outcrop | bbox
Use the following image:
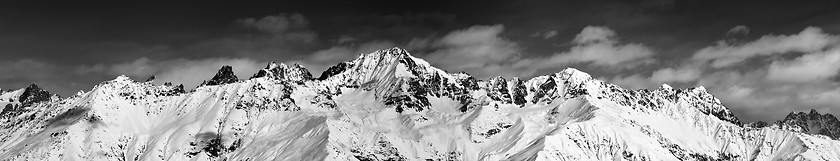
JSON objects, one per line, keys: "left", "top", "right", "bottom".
{"left": 748, "top": 109, "right": 840, "bottom": 140}
{"left": 18, "top": 84, "right": 54, "bottom": 107}
{"left": 251, "top": 62, "right": 313, "bottom": 82}
{"left": 0, "top": 47, "right": 837, "bottom": 160}
{"left": 203, "top": 65, "right": 239, "bottom": 86}
{"left": 0, "top": 84, "right": 57, "bottom": 118}
{"left": 145, "top": 75, "right": 156, "bottom": 82}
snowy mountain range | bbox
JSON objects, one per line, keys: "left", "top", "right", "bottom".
{"left": 1, "top": 47, "right": 839, "bottom": 160}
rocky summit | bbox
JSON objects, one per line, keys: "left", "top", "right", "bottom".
{"left": 0, "top": 47, "right": 838, "bottom": 160}
{"left": 203, "top": 65, "right": 239, "bottom": 86}
{"left": 748, "top": 109, "right": 840, "bottom": 140}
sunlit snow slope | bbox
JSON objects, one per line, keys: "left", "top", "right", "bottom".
{"left": 1, "top": 47, "right": 839, "bottom": 161}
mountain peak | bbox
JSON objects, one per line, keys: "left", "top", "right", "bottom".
{"left": 18, "top": 83, "right": 53, "bottom": 107}
{"left": 557, "top": 68, "right": 592, "bottom": 85}
{"left": 772, "top": 109, "right": 840, "bottom": 139}
{"left": 317, "top": 47, "right": 447, "bottom": 82}
{"left": 660, "top": 84, "right": 673, "bottom": 90}
{"left": 377, "top": 47, "right": 410, "bottom": 57}
{"left": 204, "top": 65, "right": 238, "bottom": 86}
{"left": 4, "top": 47, "right": 840, "bottom": 160}
{"left": 24, "top": 83, "right": 41, "bottom": 91}
{"left": 113, "top": 75, "right": 133, "bottom": 82}
{"left": 266, "top": 61, "right": 280, "bottom": 69}
{"left": 692, "top": 86, "right": 708, "bottom": 93}
{"left": 354, "top": 47, "right": 410, "bottom": 65}
{"left": 810, "top": 109, "right": 821, "bottom": 115}
{"left": 251, "top": 62, "right": 313, "bottom": 82}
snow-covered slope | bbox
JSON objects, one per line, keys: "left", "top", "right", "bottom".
{"left": 0, "top": 47, "right": 838, "bottom": 160}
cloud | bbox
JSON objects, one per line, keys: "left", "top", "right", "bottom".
{"left": 650, "top": 65, "right": 703, "bottom": 83}
{"left": 409, "top": 25, "right": 655, "bottom": 79}
{"left": 682, "top": 27, "right": 840, "bottom": 122}
{"left": 233, "top": 13, "right": 317, "bottom": 44}
{"left": 604, "top": 74, "right": 660, "bottom": 89}
{"left": 178, "top": 13, "right": 319, "bottom": 59}
{"left": 78, "top": 58, "right": 267, "bottom": 89}
{"left": 406, "top": 38, "right": 431, "bottom": 51}
{"left": 321, "top": 13, "right": 457, "bottom": 43}
{"left": 703, "top": 73, "right": 840, "bottom": 122}
{"left": 531, "top": 30, "right": 558, "bottom": 39}
{"left": 726, "top": 25, "right": 750, "bottom": 35}
{"left": 527, "top": 26, "right": 655, "bottom": 69}
{"left": 573, "top": 26, "right": 617, "bottom": 44}
{"left": 336, "top": 35, "right": 355, "bottom": 44}
{"left": 592, "top": 27, "right": 840, "bottom": 122}
{"left": 693, "top": 70, "right": 796, "bottom": 120}
{"left": 766, "top": 49, "right": 840, "bottom": 83}
{"left": 0, "top": 59, "right": 83, "bottom": 96}
{"left": 237, "top": 13, "right": 310, "bottom": 34}
{"left": 640, "top": 0, "right": 675, "bottom": 11}
{"left": 800, "top": 87, "right": 840, "bottom": 111}
{"left": 693, "top": 27, "right": 836, "bottom": 68}
{"left": 0, "top": 59, "right": 55, "bottom": 81}
{"left": 104, "top": 14, "right": 320, "bottom": 85}
{"left": 422, "top": 25, "right": 524, "bottom": 78}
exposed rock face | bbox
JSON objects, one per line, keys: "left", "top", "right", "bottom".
{"left": 0, "top": 47, "right": 838, "bottom": 160}
{"left": 1, "top": 84, "right": 56, "bottom": 118}
{"left": 251, "top": 62, "right": 313, "bottom": 82}
{"left": 145, "top": 75, "right": 156, "bottom": 82}
{"left": 204, "top": 65, "right": 239, "bottom": 86}
{"left": 750, "top": 109, "right": 840, "bottom": 140}
{"left": 18, "top": 84, "right": 53, "bottom": 107}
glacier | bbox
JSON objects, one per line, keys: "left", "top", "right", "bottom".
{"left": 0, "top": 47, "right": 838, "bottom": 160}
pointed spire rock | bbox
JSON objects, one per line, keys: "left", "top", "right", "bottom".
{"left": 175, "top": 84, "right": 185, "bottom": 93}
{"left": 19, "top": 83, "right": 53, "bottom": 107}
{"left": 318, "top": 62, "right": 350, "bottom": 80}
{"left": 204, "top": 65, "right": 239, "bottom": 86}
{"left": 252, "top": 62, "right": 278, "bottom": 79}
{"left": 145, "top": 75, "right": 156, "bottom": 82}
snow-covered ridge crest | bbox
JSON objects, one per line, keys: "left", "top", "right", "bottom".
{"left": 0, "top": 47, "right": 838, "bottom": 160}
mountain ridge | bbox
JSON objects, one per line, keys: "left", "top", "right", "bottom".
{"left": 0, "top": 47, "right": 838, "bottom": 160}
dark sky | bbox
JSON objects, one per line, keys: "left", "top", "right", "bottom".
{"left": 1, "top": 0, "right": 839, "bottom": 122}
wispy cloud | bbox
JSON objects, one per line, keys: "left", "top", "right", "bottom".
{"left": 515, "top": 26, "right": 656, "bottom": 73}
{"left": 650, "top": 65, "right": 703, "bottom": 83}
{"left": 237, "top": 13, "right": 307, "bottom": 33}
{"left": 766, "top": 49, "right": 840, "bottom": 83}
{"left": 531, "top": 30, "right": 558, "bottom": 39}
{"left": 725, "top": 25, "right": 750, "bottom": 36}
{"left": 421, "top": 25, "right": 523, "bottom": 78}
{"left": 0, "top": 59, "right": 54, "bottom": 81}
{"left": 693, "top": 27, "right": 836, "bottom": 68}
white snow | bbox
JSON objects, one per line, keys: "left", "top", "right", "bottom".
{"left": 0, "top": 47, "right": 838, "bottom": 160}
